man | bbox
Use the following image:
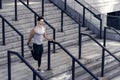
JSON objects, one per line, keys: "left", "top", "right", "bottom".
{"left": 27, "top": 16, "right": 53, "bottom": 71}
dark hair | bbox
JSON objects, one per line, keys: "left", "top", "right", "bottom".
{"left": 37, "top": 16, "right": 44, "bottom": 21}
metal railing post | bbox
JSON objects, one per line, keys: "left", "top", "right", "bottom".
{"left": 8, "top": 51, "right": 11, "bottom": 80}
{"left": 2, "top": 18, "right": 5, "bottom": 45}
{"left": 64, "top": 0, "right": 67, "bottom": 11}
{"left": 33, "top": 72, "right": 36, "bottom": 80}
{"left": 101, "top": 27, "right": 106, "bottom": 77}
{"left": 21, "top": 35, "right": 24, "bottom": 57}
{"left": 100, "top": 19, "right": 102, "bottom": 39}
{"left": 42, "top": 0, "right": 44, "bottom": 16}
{"left": 15, "top": 0, "right": 18, "bottom": 21}
{"left": 0, "top": 0, "right": 2, "bottom": 9}
{"left": 61, "top": 11, "right": 63, "bottom": 32}
{"left": 48, "top": 41, "right": 51, "bottom": 70}
{"left": 34, "top": 14, "right": 37, "bottom": 26}
{"left": 27, "top": 0, "right": 29, "bottom": 6}
{"left": 78, "top": 24, "right": 81, "bottom": 59}
{"left": 103, "top": 27, "right": 107, "bottom": 48}
{"left": 82, "top": 7, "right": 85, "bottom": 27}
{"left": 72, "top": 59, "right": 75, "bottom": 80}
{"left": 53, "top": 30, "right": 56, "bottom": 53}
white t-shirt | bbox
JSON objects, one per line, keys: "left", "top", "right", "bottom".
{"left": 33, "top": 26, "right": 45, "bottom": 45}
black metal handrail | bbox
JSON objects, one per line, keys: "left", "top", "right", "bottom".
{"left": 15, "top": 0, "right": 56, "bottom": 52}
{"left": 74, "top": 0, "right": 102, "bottom": 38}
{"left": 103, "top": 26, "right": 120, "bottom": 76}
{"left": 50, "top": 0, "right": 102, "bottom": 60}
{"left": 50, "top": 0, "right": 102, "bottom": 38}
{"left": 7, "top": 50, "right": 45, "bottom": 80}
{"left": 50, "top": 0, "right": 80, "bottom": 31}
{"left": 80, "top": 33, "right": 120, "bottom": 77}
{"left": 49, "top": 0, "right": 82, "bottom": 59}
{"left": 0, "top": 15, "right": 24, "bottom": 57}
{"left": 49, "top": 0, "right": 83, "bottom": 59}
{"left": 48, "top": 41, "right": 99, "bottom": 80}
{"left": 103, "top": 26, "right": 120, "bottom": 48}
{"left": 105, "top": 27, "right": 120, "bottom": 36}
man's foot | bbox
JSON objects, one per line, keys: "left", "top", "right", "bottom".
{"left": 37, "top": 68, "right": 44, "bottom": 73}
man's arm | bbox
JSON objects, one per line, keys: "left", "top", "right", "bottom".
{"left": 43, "top": 28, "right": 54, "bottom": 41}
{"left": 27, "top": 28, "right": 35, "bottom": 45}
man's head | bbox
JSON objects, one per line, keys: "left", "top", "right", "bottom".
{"left": 37, "top": 16, "right": 44, "bottom": 21}
{"left": 37, "top": 16, "right": 44, "bottom": 25}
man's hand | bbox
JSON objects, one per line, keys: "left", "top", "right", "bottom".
{"left": 49, "top": 38, "right": 55, "bottom": 41}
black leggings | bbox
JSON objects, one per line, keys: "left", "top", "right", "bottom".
{"left": 33, "top": 43, "right": 43, "bottom": 67}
